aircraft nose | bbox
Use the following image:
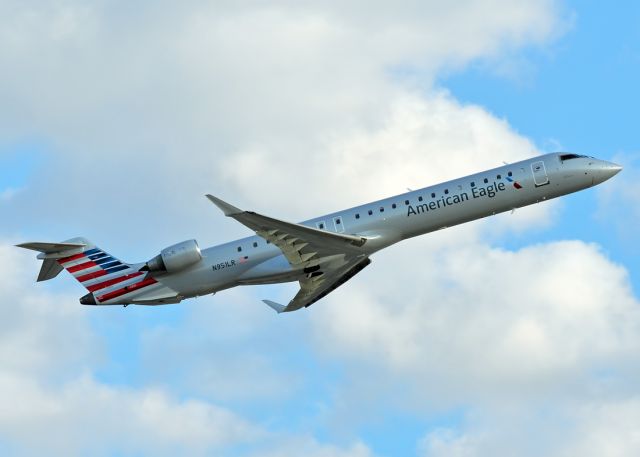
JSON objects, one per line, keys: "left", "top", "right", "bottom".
{"left": 593, "top": 160, "right": 622, "bottom": 184}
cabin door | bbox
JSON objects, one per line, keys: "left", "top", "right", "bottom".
{"left": 333, "top": 216, "right": 345, "bottom": 233}
{"left": 531, "top": 161, "right": 549, "bottom": 187}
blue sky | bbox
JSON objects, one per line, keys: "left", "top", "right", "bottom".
{"left": 444, "top": 1, "right": 640, "bottom": 154}
{"left": 1, "top": 2, "right": 639, "bottom": 456}
{"left": 441, "top": 1, "right": 640, "bottom": 286}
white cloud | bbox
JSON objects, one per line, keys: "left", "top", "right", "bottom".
{"left": 0, "top": 0, "right": 566, "bottom": 249}
{"left": 0, "top": 244, "right": 99, "bottom": 379}
{"left": 221, "top": 91, "right": 541, "bottom": 214}
{"left": 0, "top": 373, "right": 259, "bottom": 457}
{"left": 419, "top": 397, "right": 640, "bottom": 457}
{"left": 249, "top": 437, "right": 374, "bottom": 457}
{"left": 420, "top": 428, "right": 478, "bottom": 457}
{"left": 2, "top": 243, "right": 377, "bottom": 456}
{"left": 557, "top": 397, "right": 640, "bottom": 457}
{"left": 138, "top": 286, "right": 307, "bottom": 403}
{"left": 5, "top": 2, "right": 635, "bottom": 457}
{"left": 302, "top": 231, "right": 640, "bottom": 455}
{"left": 311, "top": 238, "right": 640, "bottom": 416}
{"left": 0, "top": 244, "right": 263, "bottom": 455}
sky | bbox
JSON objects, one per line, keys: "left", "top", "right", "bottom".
{"left": 0, "top": 1, "right": 639, "bottom": 456}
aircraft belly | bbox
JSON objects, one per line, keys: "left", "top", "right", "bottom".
{"left": 236, "top": 254, "right": 299, "bottom": 285}
{"left": 150, "top": 261, "right": 233, "bottom": 298}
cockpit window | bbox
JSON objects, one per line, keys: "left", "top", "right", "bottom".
{"left": 560, "top": 153, "right": 587, "bottom": 161}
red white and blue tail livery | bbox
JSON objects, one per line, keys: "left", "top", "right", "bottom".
{"left": 17, "top": 238, "right": 181, "bottom": 305}
{"left": 17, "top": 153, "right": 621, "bottom": 311}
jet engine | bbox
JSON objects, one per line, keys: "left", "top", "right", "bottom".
{"left": 143, "top": 239, "right": 203, "bottom": 273}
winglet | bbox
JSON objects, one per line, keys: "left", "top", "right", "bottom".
{"left": 262, "top": 299, "right": 287, "bottom": 314}
{"left": 205, "top": 194, "right": 244, "bottom": 216}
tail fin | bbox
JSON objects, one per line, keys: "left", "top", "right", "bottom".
{"left": 16, "top": 240, "right": 87, "bottom": 281}
{"left": 16, "top": 237, "right": 138, "bottom": 290}
{"left": 17, "top": 238, "right": 182, "bottom": 305}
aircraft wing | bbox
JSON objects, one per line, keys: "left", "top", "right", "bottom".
{"left": 206, "top": 195, "right": 366, "bottom": 263}
{"left": 206, "top": 195, "right": 370, "bottom": 312}
{"left": 263, "top": 255, "right": 371, "bottom": 313}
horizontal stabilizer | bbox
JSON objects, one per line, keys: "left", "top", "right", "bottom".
{"left": 17, "top": 240, "right": 88, "bottom": 282}
{"left": 262, "top": 299, "right": 287, "bottom": 314}
{"left": 16, "top": 241, "right": 86, "bottom": 257}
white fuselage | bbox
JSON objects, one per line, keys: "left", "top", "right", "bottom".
{"left": 152, "top": 153, "right": 620, "bottom": 301}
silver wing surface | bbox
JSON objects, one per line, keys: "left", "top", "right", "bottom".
{"left": 16, "top": 241, "right": 86, "bottom": 281}
{"left": 206, "top": 195, "right": 370, "bottom": 312}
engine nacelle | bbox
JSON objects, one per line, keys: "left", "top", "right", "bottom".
{"left": 144, "top": 239, "right": 203, "bottom": 273}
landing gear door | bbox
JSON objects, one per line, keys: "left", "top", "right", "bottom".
{"left": 531, "top": 161, "right": 549, "bottom": 187}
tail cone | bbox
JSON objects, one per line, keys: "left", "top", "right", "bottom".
{"left": 79, "top": 293, "right": 97, "bottom": 305}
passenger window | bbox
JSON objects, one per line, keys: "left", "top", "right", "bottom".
{"left": 497, "top": 174, "right": 501, "bottom": 179}
{"left": 336, "top": 218, "right": 341, "bottom": 225}
{"left": 508, "top": 171, "right": 513, "bottom": 177}
{"left": 237, "top": 246, "right": 242, "bottom": 252}
{"left": 355, "top": 214, "right": 360, "bottom": 219}
{"left": 319, "top": 223, "right": 324, "bottom": 229}
{"left": 380, "top": 207, "right": 384, "bottom": 213}
{"left": 392, "top": 203, "right": 397, "bottom": 209}
{"left": 405, "top": 200, "right": 409, "bottom": 205}
{"left": 431, "top": 192, "right": 436, "bottom": 198}
{"left": 471, "top": 182, "right": 475, "bottom": 187}
{"left": 483, "top": 178, "right": 489, "bottom": 183}
{"left": 252, "top": 242, "right": 258, "bottom": 248}
{"left": 444, "top": 189, "right": 449, "bottom": 195}
{"left": 368, "top": 210, "right": 373, "bottom": 215}
{"left": 418, "top": 196, "right": 423, "bottom": 202}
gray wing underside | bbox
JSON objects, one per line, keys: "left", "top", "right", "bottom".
{"left": 206, "top": 195, "right": 370, "bottom": 312}
{"left": 264, "top": 255, "right": 372, "bottom": 313}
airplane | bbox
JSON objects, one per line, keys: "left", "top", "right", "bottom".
{"left": 17, "top": 153, "right": 622, "bottom": 313}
